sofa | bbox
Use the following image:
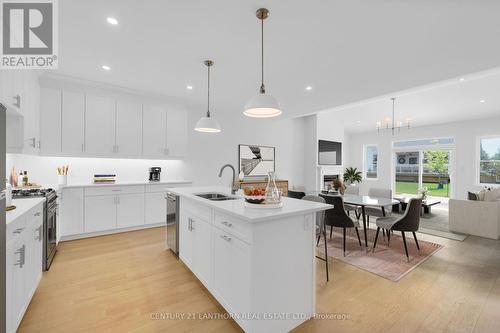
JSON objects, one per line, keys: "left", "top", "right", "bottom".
{"left": 449, "top": 187, "right": 500, "bottom": 239}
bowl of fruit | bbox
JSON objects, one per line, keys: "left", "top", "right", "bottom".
{"left": 243, "top": 187, "right": 266, "bottom": 204}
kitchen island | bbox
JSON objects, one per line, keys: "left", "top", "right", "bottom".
{"left": 168, "top": 186, "right": 331, "bottom": 333}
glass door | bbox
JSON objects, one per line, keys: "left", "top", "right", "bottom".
{"left": 422, "top": 150, "right": 451, "bottom": 198}
{"left": 395, "top": 151, "right": 420, "bottom": 196}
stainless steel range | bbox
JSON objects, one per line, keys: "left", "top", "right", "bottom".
{"left": 12, "top": 188, "right": 58, "bottom": 270}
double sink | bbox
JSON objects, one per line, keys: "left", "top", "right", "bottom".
{"left": 194, "top": 192, "right": 240, "bottom": 201}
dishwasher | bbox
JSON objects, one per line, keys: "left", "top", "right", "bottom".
{"left": 166, "top": 192, "right": 179, "bottom": 255}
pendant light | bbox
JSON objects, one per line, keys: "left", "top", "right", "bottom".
{"left": 243, "top": 8, "right": 282, "bottom": 118}
{"left": 195, "top": 60, "right": 222, "bottom": 133}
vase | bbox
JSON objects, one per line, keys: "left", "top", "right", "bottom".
{"left": 265, "top": 171, "right": 281, "bottom": 204}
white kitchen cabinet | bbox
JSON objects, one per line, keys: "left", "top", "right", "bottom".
{"left": 60, "top": 187, "right": 84, "bottom": 237}
{"left": 8, "top": 236, "right": 26, "bottom": 332}
{"left": 179, "top": 211, "right": 194, "bottom": 268}
{"left": 166, "top": 109, "right": 188, "bottom": 157}
{"left": 116, "top": 193, "right": 145, "bottom": 228}
{"left": 6, "top": 201, "right": 44, "bottom": 333}
{"left": 142, "top": 104, "right": 167, "bottom": 157}
{"left": 5, "top": 115, "right": 23, "bottom": 153}
{"left": 145, "top": 192, "right": 166, "bottom": 225}
{"left": 61, "top": 90, "right": 85, "bottom": 154}
{"left": 84, "top": 195, "right": 117, "bottom": 233}
{"left": 85, "top": 94, "right": 116, "bottom": 155}
{"left": 25, "top": 212, "right": 43, "bottom": 311}
{"left": 212, "top": 227, "right": 251, "bottom": 315}
{"left": 40, "top": 87, "right": 62, "bottom": 154}
{"left": 22, "top": 71, "right": 41, "bottom": 154}
{"left": 0, "top": 70, "right": 15, "bottom": 106}
{"left": 115, "top": 100, "right": 143, "bottom": 156}
{"left": 191, "top": 216, "right": 212, "bottom": 287}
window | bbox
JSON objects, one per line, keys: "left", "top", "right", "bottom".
{"left": 364, "top": 145, "right": 378, "bottom": 179}
{"left": 479, "top": 137, "right": 500, "bottom": 184}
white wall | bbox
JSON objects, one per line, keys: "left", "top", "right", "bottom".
{"left": 187, "top": 111, "right": 306, "bottom": 189}
{"left": 6, "top": 154, "right": 190, "bottom": 187}
{"left": 346, "top": 116, "right": 500, "bottom": 199}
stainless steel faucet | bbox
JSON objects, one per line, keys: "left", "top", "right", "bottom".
{"left": 218, "top": 164, "right": 238, "bottom": 195}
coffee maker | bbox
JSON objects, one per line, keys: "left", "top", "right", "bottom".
{"left": 149, "top": 167, "right": 161, "bottom": 182}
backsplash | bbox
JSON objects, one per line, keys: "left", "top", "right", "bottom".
{"left": 6, "top": 154, "right": 192, "bottom": 187}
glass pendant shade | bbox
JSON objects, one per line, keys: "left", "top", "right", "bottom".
{"left": 244, "top": 93, "right": 282, "bottom": 118}
{"left": 194, "top": 116, "right": 221, "bottom": 133}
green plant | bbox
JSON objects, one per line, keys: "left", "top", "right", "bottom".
{"left": 343, "top": 167, "right": 362, "bottom": 184}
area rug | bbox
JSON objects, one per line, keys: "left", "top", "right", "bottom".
{"left": 316, "top": 228, "right": 443, "bottom": 282}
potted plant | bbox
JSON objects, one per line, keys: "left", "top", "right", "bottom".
{"left": 343, "top": 167, "right": 362, "bottom": 185}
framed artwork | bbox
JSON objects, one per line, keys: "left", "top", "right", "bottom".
{"left": 238, "top": 144, "right": 275, "bottom": 177}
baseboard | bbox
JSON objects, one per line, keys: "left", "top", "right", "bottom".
{"left": 60, "top": 223, "right": 165, "bottom": 241}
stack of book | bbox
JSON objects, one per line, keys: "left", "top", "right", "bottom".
{"left": 93, "top": 174, "right": 116, "bottom": 184}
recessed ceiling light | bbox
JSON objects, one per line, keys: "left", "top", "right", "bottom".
{"left": 186, "top": 85, "right": 193, "bottom": 90}
{"left": 305, "top": 86, "right": 312, "bottom": 91}
{"left": 480, "top": 99, "right": 486, "bottom": 103}
{"left": 459, "top": 77, "right": 465, "bottom": 82}
{"left": 101, "top": 65, "right": 111, "bottom": 71}
{"left": 107, "top": 17, "right": 118, "bottom": 25}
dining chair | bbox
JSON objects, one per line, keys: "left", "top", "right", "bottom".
{"left": 319, "top": 194, "right": 363, "bottom": 257}
{"left": 344, "top": 186, "right": 360, "bottom": 219}
{"left": 373, "top": 198, "right": 423, "bottom": 262}
{"left": 302, "top": 195, "right": 329, "bottom": 281}
{"left": 364, "top": 188, "right": 392, "bottom": 236}
{"left": 288, "top": 190, "right": 306, "bottom": 199}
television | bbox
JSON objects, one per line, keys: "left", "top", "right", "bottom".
{"left": 318, "top": 140, "right": 342, "bottom": 165}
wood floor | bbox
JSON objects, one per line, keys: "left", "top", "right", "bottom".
{"left": 18, "top": 227, "right": 500, "bottom": 333}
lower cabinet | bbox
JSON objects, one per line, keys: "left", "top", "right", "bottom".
{"left": 6, "top": 202, "right": 44, "bottom": 333}
{"left": 179, "top": 209, "right": 212, "bottom": 287}
{"left": 179, "top": 202, "right": 251, "bottom": 324}
{"left": 117, "top": 193, "right": 145, "bottom": 228}
{"left": 60, "top": 183, "right": 190, "bottom": 240}
{"left": 212, "top": 227, "right": 251, "bottom": 316}
{"left": 145, "top": 192, "right": 166, "bottom": 225}
{"left": 84, "top": 195, "right": 117, "bottom": 233}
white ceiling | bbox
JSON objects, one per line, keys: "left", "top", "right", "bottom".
{"left": 55, "top": 0, "right": 500, "bottom": 118}
{"left": 326, "top": 68, "right": 500, "bottom": 133}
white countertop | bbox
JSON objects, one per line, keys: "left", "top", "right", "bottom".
{"left": 169, "top": 186, "right": 332, "bottom": 223}
{"left": 60, "top": 180, "right": 192, "bottom": 189}
{"left": 6, "top": 197, "right": 46, "bottom": 224}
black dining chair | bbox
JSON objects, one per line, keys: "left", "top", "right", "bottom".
{"left": 302, "top": 195, "right": 329, "bottom": 281}
{"left": 288, "top": 190, "right": 306, "bottom": 199}
{"left": 319, "top": 194, "right": 363, "bottom": 257}
{"left": 373, "top": 198, "right": 423, "bottom": 262}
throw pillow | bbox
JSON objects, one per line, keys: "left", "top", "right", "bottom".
{"left": 478, "top": 189, "right": 487, "bottom": 201}
{"left": 484, "top": 190, "right": 499, "bottom": 202}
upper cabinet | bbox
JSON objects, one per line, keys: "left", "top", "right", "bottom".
{"left": 116, "top": 100, "right": 143, "bottom": 156}
{"left": 143, "top": 104, "right": 167, "bottom": 157}
{"left": 40, "top": 87, "right": 62, "bottom": 154}
{"left": 166, "top": 109, "right": 188, "bottom": 157}
{"left": 61, "top": 90, "right": 85, "bottom": 154}
{"left": 143, "top": 105, "right": 188, "bottom": 158}
{"left": 85, "top": 94, "right": 116, "bottom": 155}
{"left": 37, "top": 84, "right": 188, "bottom": 159}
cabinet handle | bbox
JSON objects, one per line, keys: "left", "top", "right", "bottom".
{"left": 36, "top": 225, "right": 43, "bottom": 241}
{"left": 190, "top": 218, "right": 195, "bottom": 231}
{"left": 13, "top": 227, "right": 24, "bottom": 234}
{"left": 81, "top": 143, "right": 84, "bottom": 152}
{"left": 36, "top": 140, "right": 41, "bottom": 149}
{"left": 221, "top": 221, "right": 233, "bottom": 227}
{"left": 13, "top": 94, "right": 20, "bottom": 108}
{"left": 14, "top": 245, "right": 25, "bottom": 267}
{"left": 34, "top": 212, "right": 41, "bottom": 216}
{"left": 29, "top": 137, "right": 36, "bottom": 148}
{"left": 220, "top": 235, "right": 232, "bottom": 242}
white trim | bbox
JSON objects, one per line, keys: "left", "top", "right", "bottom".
{"left": 363, "top": 144, "right": 378, "bottom": 181}
{"left": 476, "top": 135, "right": 500, "bottom": 186}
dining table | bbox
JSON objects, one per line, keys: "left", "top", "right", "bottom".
{"left": 308, "top": 192, "right": 400, "bottom": 247}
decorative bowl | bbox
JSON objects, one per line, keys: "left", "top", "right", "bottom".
{"left": 244, "top": 196, "right": 266, "bottom": 204}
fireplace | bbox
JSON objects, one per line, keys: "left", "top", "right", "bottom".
{"left": 323, "top": 174, "right": 340, "bottom": 191}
